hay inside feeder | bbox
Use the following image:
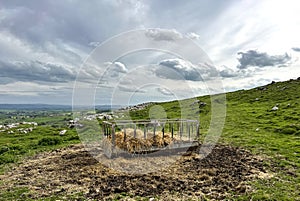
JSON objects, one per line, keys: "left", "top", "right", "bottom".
{"left": 105, "top": 128, "right": 176, "bottom": 153}
{"left": 101, "top": 119, "right": 200, "bottom": 157}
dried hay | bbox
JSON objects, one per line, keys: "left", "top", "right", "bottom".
{"left": 104, "top": 128, "right": 179, "bottom": 153}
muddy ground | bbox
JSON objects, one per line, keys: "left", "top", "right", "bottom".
{"left": 0, "top": 144, "right": 271, "bottom": 200}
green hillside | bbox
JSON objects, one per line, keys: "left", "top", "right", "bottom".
{"left": 129, "top": 78, "right": 300, "bottom": 200}
{"left": 0, "top": 78, "right": 299, "bottom": 200}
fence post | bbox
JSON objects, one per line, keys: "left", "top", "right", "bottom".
{"left": 191, "top": 122, "right": 194, "bottom": 137}
{"left": 180, "top": 121, "right": 183, "bottom": 139}
{"left": 153, "top": 123, "right": 156, "bottom": 139}
{"left": 106, "top": 125, "right": 110, "bottom": 137}
{"left": 196, "top": 122, "right": 200, "bottom": 139}
{"left": 112, "top": 124, "right": 115, "bottom": 147}
{"left": 103, "top": 123, "right": 106, "bottom": 137}
{"left": 188, "top": 122, "right": 190, "bottom": 140}
{"left": 144, "top": 123, "right": 147, "bottom": 139}
{"left": 171, "top": 123, "right": 174, "bottom": 139}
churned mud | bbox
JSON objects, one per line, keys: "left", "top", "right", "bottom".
{"left": 0, "top": 144, "right": 271, "bottom": 200}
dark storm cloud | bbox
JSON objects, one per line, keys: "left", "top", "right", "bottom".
{"left": 0, "top": 0, "right": 143, "bottom": 47}
{"left": 158, "top": 59, "right": 203, "bottom": 81}
{"left": 157, "top": 58, "right": 219, "bottom": 81}
{"left": 0, "top": 0, "right": 146, "bottom": 87}
{"left": 0, "top": 60, "right": 76, "bottom": 83}
{"left": 157, "top": 59, "right": 202, "bottom": 81}
{"left": 292, "top": 47, "right": 300, "bottom": 52}
{"left": 237, "top": 50, "right": 291, "bottom": 69}
{"left": 219, "top": 67, "right": 238, "bottom": 78}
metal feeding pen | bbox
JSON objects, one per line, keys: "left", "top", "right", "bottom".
{"left": 101, "top": 119, "right": 200, "bottom": 158}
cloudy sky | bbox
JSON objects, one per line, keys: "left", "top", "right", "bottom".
{"left": 1, "top": 0, "right": 300, "bottom": 105}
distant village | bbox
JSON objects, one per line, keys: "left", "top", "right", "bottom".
{"left": 0, "top": 102, "right": 159, "bottom": 136}
{"left": 0, "top": 121, "right": 38, "bottom": 134}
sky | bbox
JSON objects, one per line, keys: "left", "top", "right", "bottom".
{"left": 0, "top": 0, "right": 300, "bottom": 105}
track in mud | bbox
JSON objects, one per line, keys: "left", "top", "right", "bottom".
{"left": 1, "top": 144, "right": 270, "bottom": 200}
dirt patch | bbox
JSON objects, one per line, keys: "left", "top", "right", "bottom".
{"left": 0, "top": 144, "right": 269, "bottom": 200}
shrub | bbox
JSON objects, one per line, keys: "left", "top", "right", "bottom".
{"left": 0, "top": 146, "right": 9, "bottom": 154}
{"left": 67, "top": 135, "right": 80, "bottom": 141}
{"left": 9, "top": 144, "right": 23, "bottom": 151}
{"left": 38, "top": 137, "right": 62, "bottom": 146}
{"left": 281, "top": 127, "right": 297, "bottom": 135}
{"left": 0, "top": 154, "right": 16, "bottom": 164}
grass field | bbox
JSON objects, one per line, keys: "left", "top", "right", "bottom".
{"left": 0, "top": 78, "right": 299, "bottom": 200}
{"left": 128, "top": 78, "right": 300, "bottom": 200}
{"left": 0, "top": 111, "right": 80, "bottom": 174}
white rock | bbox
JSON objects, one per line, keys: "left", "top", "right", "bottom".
{"left": 271, "top": 106, "right": 278, "bottom": 111}
{"left": 59, "top": 130, "right": 67, "bottom": 135}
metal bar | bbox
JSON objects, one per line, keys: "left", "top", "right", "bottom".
{"left": 188, "top": 122, "right": 191, "bottom": 141}
{"left": 185, "top": 121, "right": 188, "bottom": 140}
{"left": 180, "top": 122, "right": 183, "bottom": 139}
{"left": 177, "top": 122, "right": 180, "bottom": 138}
{"left": 107, "top": 119, "right": 198, "bottom": 126}
{"left": 134, "top": 124, "right": 137, "bottom": 138}
{"left": 171, "top": 123, "right": 174, "bottom": 139}
{"left": 123, "top": 125, "right": 126, "bottom": 141}
{"left": 196, "top": 122, "right": 200, "bottom": 139}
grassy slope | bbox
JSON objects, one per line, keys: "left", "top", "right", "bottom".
{"left": 0, "top": 112, "right": 80, "bottom": 174}
{"left": 223, "top": 80, "right": 300, "bottom": 200}
{"left": 129, "top": 79, "right": 300, "bottom": 200}
{"left": 0, "top": 79, "right": 299, "bottom": 200}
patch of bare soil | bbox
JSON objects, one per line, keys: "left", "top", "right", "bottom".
{"left": 0, "top": 144, "right": 270, "bottom": 200}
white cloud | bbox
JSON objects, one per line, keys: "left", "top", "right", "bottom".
{"left": 119, "top": 79, "right": 133, "bottom": 86}
{"left": 114, "top": 62, "right": 128, "bottom": 73}
{"left": 116, "top": 77, "right": 147, "bottom": 93}
{"left": 156, "top": 87, "right": 173, "bottom": 96}
{"left": 186, "top": 32, "right": 200, "bottom": 40}
{"left": 118, "top": 85, "right": 146, "bottom": 93}
{"left": 145, "top": 28, "right": 183, "bottom": 41}
{"left": 88, "top": 41, "right": 100, "bottom": 47}
{"left": 0, "top": 81, "right": 71, "bottom": 96}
